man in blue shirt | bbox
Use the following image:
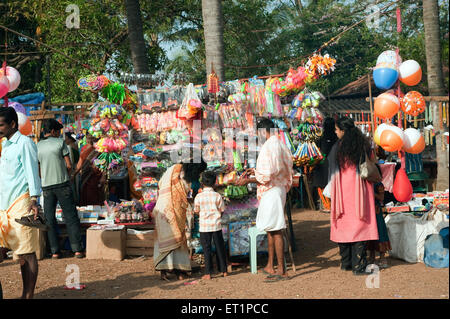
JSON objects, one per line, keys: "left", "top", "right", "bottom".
{"left": 0, "top": 107, "right": 41, "bottom": 299}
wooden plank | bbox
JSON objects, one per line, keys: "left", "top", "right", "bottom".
{"left": 29, "top": 114, "right": 55, "bottom": 121}
{"left": 126, "top": 247, "right": 153, "bottom": 256}
{"left": 126, "top": 239, "right": 154, "bottom": 248}
{"left": 366, "top": 96, "right": 449, "bottom": 103}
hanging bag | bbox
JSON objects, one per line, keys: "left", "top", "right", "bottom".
{"left": 359, "top": 151, "right": 382, "bottom": 183}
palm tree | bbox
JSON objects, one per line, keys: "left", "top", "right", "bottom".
{"left": 201, "top": 0, "right": 225, "bottom": 81}
{"left": 124, "top": 0, "right": 150, "bottom": 87}
{"left": 423, "top": 0, "right": 448, "bottom": 191}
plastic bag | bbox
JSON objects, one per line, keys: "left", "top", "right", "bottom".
{"left": 178, "top": 83, "right": 202, "bottom": 120}
{"left": 385, "top": 208, "right": 449, "bottom": 263}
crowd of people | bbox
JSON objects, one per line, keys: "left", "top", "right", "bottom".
{"left": 0, "top": 106, "right": 390, "bottom": 298}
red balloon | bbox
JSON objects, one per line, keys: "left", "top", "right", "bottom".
{"left": 393, "top": 168, "right": 413, "bottom": 202}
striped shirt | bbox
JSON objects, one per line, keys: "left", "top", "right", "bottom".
{"left": 194, "top": 187, "right": 225, "bottom": 232}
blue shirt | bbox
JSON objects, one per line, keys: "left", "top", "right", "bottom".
{"left": 0, "top": 131, "right": 41, "bottom": 210}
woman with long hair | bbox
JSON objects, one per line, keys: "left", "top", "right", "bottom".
{"left": 327, "top": 117, "right": 378, "bottom": 275}
{"left": 312, "top": 117, "right": 338, "bottom": 212}
{"left": 152, "top": 160, "right": 207, "bottom": 281}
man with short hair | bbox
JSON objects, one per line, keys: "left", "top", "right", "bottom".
{"left": 0, "top": 107, "right": 42, "bottom": 299}
{"left": 237, "top": 118, "right": 293, "bottom": 281}
{"left": 37, "top": 119, "right": 84, "bottom": 259}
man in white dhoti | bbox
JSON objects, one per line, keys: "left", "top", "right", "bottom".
{"left": 237, "top": 119, "right": 293, "bottom": 281}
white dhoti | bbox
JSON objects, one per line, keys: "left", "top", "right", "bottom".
{"left": 256, "top": 187, "right": 286, "bottom": 232}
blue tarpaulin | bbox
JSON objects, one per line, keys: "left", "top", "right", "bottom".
{"left": 1, "top": 93, "right": 45, "bottom": 115}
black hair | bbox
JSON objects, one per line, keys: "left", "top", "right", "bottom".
{"left": 336, "top": 117, "right": 371, "bottom": 168}
{"left": 201, "top": 171, "right": 216, "bottom": 187}
{"left": 0, "top": 107, "right": 18, "bottom": 128}
{"left": 323, "top": 117, "right": 337, "bottom": 141}
{"left": 182, "top": 159, "right": 207, "bottom": 183}
{"left": 42, "top": 119, "right": 63, "bottom": 134}
{"left": 65, "top": 132, "right": 76, "bottom": 143}
{"left": 257, "top": 118, "right": 275, "bottom": 132}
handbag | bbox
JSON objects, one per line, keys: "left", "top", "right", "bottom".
{"left": 359, "top": 152, "right": 382, "bottom": 183}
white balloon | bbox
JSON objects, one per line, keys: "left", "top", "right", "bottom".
{"left": 0, "top": 66, "right": 21, "bottom": 92}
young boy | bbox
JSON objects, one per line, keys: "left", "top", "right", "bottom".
{"left": 194, "top": 171, "right": 228, "bottom": 280}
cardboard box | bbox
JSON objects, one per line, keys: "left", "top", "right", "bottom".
{"left": 86, "top": 227, "right": 126, "bottom": 261}
{"left": 126, "top": 230, "right": 154, "bottom": 257}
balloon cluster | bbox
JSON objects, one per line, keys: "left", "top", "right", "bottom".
{"left": 0, "top": 66, "right": 21, "bottom": 98}
{"left": 373, "top": 51, "right": 425, "bottom": 117}
{"left": 268, "top": 67, "right": 308, "bottom": 96}
{"left": 372, "top": 50, "right": 426, "bottom": 155}
{"left": 374, "top": 124, "right": 425, "bottom": 154}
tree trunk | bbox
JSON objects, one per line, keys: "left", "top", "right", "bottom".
{"left": 423, "top": 0, "right": 448, "bottom": 191}
{"left": 124, "top": 0, "right": 150, "bottom": 87}
{"left": 201, "top": 0, "right": 225, "bottom": 81}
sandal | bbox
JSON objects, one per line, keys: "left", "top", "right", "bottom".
{"left": 52, "top": 253, "right": 61, "bottom": 259}
{"left": 15, "top": 214, "right": 48, "bottom": 231}
{"left": 264, "top": 275, "right": 289, "bottom": 282}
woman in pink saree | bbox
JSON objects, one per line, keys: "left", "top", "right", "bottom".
{"left": 327, "top": 117, "right": 378, "bottom": 275}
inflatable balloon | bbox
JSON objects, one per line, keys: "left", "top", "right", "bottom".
{"left": 9, "top": 101, "right": 27, "bottom": 115}
{"left": 17, "top": 112, "right": 32, "bottom": 136}
{"left": 376, "top": 50, "right": 402, "bottom": 69}
{"left": 401, "top": 91, "right": 426, "bottom": 116}
{"left": 373, "top": 123, "right": 390, "bottom": 146}
{"left": 0, "top": 75, "right": 9, "bottom": 98}
{"left": 374, "top": 93, "right": 400, "bottom": 119}
{"left": 393, "top": 168, "right": 413, "bottom": 202}
{"left": 373, "top": 50, "right": 402, "bottom": 90}
{"left": 0, "top": 66, "right": 21, "bottom": 92}
{"left": 403, "top": 128, "right": 425, "bottom": 154}
{"left": 399, "top": 60, "right": 422, "bottom": 86}
{"left": 380, "top": 125, "right": 404, "bottom": 152}
{"left": 373, "top": 67, "right": 399, "bottom": 90}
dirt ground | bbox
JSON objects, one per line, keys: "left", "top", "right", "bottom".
{"left": 0, "top": 208, "right": 448, "bottom": 299}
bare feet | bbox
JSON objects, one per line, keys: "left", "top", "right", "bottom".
{"left": 202, "top": 274, "right": 211, "bottom": 280}
{"left": 222, "top": 272, "right": 228, "bottom": 277}
{"left": 263, "top": 267, "right": 276, "bottom": 275}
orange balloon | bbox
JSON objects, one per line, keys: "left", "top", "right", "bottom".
{"left": 380, "top": 128, "right": 404, "bottom": 152}
{"left": 401, "top": 91, "right": 426, "bottom": 116}
{"left": 19, "top": 118, "right": 32, "bottom": 136}
{"left": 374, "top": 93, "right": 400, "bottom": 119}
